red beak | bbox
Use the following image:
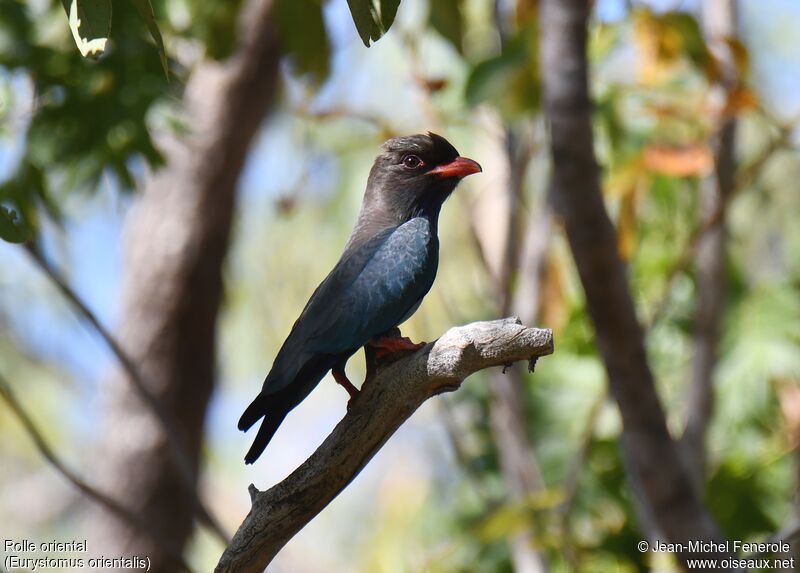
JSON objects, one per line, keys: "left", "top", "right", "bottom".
{"left": 428, "top": 156, "right": 482, "bottom": 179}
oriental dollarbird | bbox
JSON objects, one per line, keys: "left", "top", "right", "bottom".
{"left": 239, "top": 133, "right": 481, "bottom": 464}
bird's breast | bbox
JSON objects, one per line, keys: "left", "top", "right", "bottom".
{"left": 303, "top": 217, "right": 440, "bottom": 355}
{"left": 353, "top": 217, "right": 438, "bottom": 315}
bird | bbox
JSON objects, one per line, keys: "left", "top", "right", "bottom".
{"left": 239, "top": 132, "right": 481, "bottom": 464}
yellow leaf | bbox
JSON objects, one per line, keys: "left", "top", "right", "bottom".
{"left": 605, "top": 155, "right": 645, "bottom": 198}
{"left": 540, "top": 253, "right": 569, "bottom": 333}
{"left": 722, "top": 87, "right": 759, "bottom": 118}
{"left": 633, "top": 9, "right": 684, "bottom": 84}
{"left": 617, "top": 187, "right": 639, "bottom": 261}
{"left": 474, "top": 503, "right": 530, "bottom": 542}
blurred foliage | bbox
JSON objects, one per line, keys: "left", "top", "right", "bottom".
{"left": 177, "top": 0, "right": 244, "bottom": 60}
{"left": 0, "top": 0, "right": 173, "bottom": 241}
{"left": 128, "top": 0, "right": 169, "bottom": 75}
{"left": 429, "top": 0, "right": 464, "bottom": 53}
{"left": 465, "top": 17, "right": 540, "bottom": 118}
{"left": 277, "top": 0, "right": 331, "bottom": 84}
{"left": 2, "top": 0, "right": 800, "bottom": 572}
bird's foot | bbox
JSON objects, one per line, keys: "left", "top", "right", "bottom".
{"left": 368, "top": 334, "right": 427, "bottom": 360}
{"left": 332, "top": 368, "right": 360, "bottom": 410}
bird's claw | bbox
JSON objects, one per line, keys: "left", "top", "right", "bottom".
{"left": 369, "top": 335, "right": 426, "bottom": 360}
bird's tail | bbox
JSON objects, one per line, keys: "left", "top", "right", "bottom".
{"left": 239, "top": 392, "right": 289, "bottom": 464}
{"left": 239, "top": 353, "right": 335, "bottom": 464}
{"left": 241, "top": 406, "right": 289, "bottom": 465}
{"left": 238, "top": 392, "right": 269, "bottom": 433}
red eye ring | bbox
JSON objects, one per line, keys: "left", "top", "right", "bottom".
{"left": 403, "top": 155, "right": 424, "bottom": 169}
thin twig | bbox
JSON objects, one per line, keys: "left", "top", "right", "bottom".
{"left": 22, "top": 242, "right": 229, "bottom": 544}
{"left": 0, "top": 372, "right": 194, "bottom": 573}
{"left": 296, "top": 105, "right": 395, "bottom": 137}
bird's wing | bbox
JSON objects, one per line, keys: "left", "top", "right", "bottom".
{"left": 307, "top": 217, "right": 438, "bottom": 353}
{"left": 262, "top": 219, "right": 437, "bottom": 395}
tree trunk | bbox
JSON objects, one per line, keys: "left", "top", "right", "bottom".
{"left": 87, "top": 1, "right": 281, "bottom": 570}
{"left": 539, "top": 0, "right": 727, "bottom": 563}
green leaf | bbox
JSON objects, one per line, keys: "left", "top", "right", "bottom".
{"left": 465, "top": 23, "right": 540, "bottom": 118}
{"left": 128, "top": 0, "right": 168, "bottom": 77}
{"left": 60, "top": 0, "right": 112, "bottom": 58}
{"left": 276, "top": 0, "right": 331, "bottom": 83}
{"left": 660, "top": 12, "right": 708, "bottom": 68}
{"left": 0, "top": 206, "right": 29, "bottom": 244}
{"left": 379, "top": 0, "right": 400, "bottom": 32}
{"left": 474, "top": 502, "right": 530, "bottom": 543}
{"left": 706, "top": 459, "right": 780, "bottom": 540}
{"left": 429, "top": 0, "right": 463, "bottom": 53}
{"left": 346, "top": 0, "right": 401, "bottom": 47}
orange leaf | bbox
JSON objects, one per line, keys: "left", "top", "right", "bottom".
{"left": 778, "top": 380, "right": 800, "bottom": 448}
{"left": 617, "top": 188, "right": 639, "bottom": 261}
{"left": 642, "top": 144, "right": 713, "bottom": 177}
{"left": 418, "top": 77, "right": 448, "bottom": 93}
{"left": 539, "top": 253, "right": 568, "bottom": 333}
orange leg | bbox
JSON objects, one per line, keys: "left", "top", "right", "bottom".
{"left": 332, "top": 366, "right": 359, "bottom": 410}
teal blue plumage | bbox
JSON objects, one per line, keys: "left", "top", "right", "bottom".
{"left": 239, "top": 133, "right": 481, "bottom": 464}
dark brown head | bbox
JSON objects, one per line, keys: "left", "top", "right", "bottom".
{"left": 361, "top": 132, "right": 481, "bottom": 226}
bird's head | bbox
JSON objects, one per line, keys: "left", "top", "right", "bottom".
{"left": 364, "top": 132, "right": 481, "bottom": 224}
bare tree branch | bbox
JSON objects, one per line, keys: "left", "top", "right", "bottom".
{"left": 682, "top": 0, "right": 738, "bottom": 489}
{"left": 512, "top": 196, "right": 555, "bottom": 328}
{"left": 539, "top": 0, "right": 728, "bottom": 563}
{"left": 23, "top": 242, "right": 228, "bottom": 544}
{"left": 0, "top": 372, "right": 193, "bottom": 573}
{"left": 465, "top": 121, "right": 550, "bottom": 573}
{"left": 488, "top": 129, "right": 549, "bottom": 573}
{"left": 215, "top": 318, "right": 554, "bottom": 573}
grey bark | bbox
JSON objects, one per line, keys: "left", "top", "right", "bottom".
{"left": 215, "top": 319, "right": 554, "bottom": 573}
{"left": 539, "top": 0, "right": 728, "bottom": 564}
{"left": 88, "top": 1, "right": 281, "bottom": 570}
{"left": 682, "top": 0, "right": 738, "bottom": 491}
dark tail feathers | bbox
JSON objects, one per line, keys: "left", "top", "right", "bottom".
{"left": 239, "top": 353, "right": 335, "bottom": 464}
{"left": 243, "top": 410, "right": 288, "bottom": 464}
{"left": 239, "top": 393, "right": 289, "bottom": 464}
{"left": 238, "top": 392, "right": 268, "bottom": 432}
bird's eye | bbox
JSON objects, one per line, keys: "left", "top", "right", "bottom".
{"left": 402, "top": 155, "right": 423, "bottom": 169}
